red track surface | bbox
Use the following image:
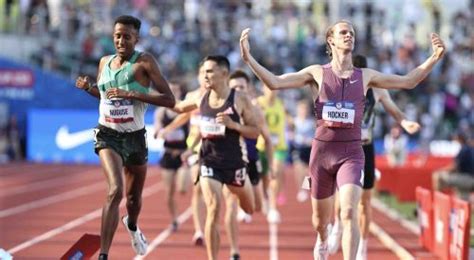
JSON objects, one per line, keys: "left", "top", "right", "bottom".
{"left": 1, "top": 163, "right": 410, "bottom": 259}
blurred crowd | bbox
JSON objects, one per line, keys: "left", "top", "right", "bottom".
{"left": 0, "top": 0, "right": 473, "bottom": 159}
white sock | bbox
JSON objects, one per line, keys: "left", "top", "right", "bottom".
{"left": 358, "top": 238, "right": 368, "bottom": 253}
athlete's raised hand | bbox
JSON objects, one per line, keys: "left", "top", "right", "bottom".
{"left": 75, "top": 76, "right": 92, "bottom": 90}
{"left": 401, "top": 119, "right": 421, "bottom": 135}
{"left": 431, "top": 33, "right": 445, "bottom": 60}
{"left": 240, "top": 28, "right": 252, "bottom": 63}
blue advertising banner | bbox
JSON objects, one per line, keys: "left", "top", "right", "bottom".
{"left": 27, "top": 109, "right": 164, "bottom": 164}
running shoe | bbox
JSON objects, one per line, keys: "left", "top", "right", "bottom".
{"left": 192, "top": 230, "right": 204, "bottom": 246}
{"left": 237, "top": 208, "right": 252, "bottom": 223}
{"left": 122, "top": 215, "right": 148, "bottom": 255}
{"left": 267, "top": 208, "right": 281, "bottom": 224}
{"left": 328, "top": 221, "right": 342, "bottom": 254}
{"left": 296, "top": 190, "right": 309, "bottom": 202}
{"left": 313, "top": 237, "right": 329, "bottom": 260}
{"left": 230, "top": 253, "right": 240, "bottom": 260}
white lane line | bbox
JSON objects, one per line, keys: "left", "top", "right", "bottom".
{"left": 7, "top": 182, "right": 163, "bottom": 254}
{"left": 134, "top": 207, "right": 193, "bottom": 259}
{"left": 0, "top": 171, "right": 159, "bottom": 217}
{"left": 369, "top": 221, "right": 415, "bottom": 260}
{"left": 0, "top": 183, "right": 104, "bottom": 218}
{"left": 1, "top": 169, "right": 100, "bottom": 196}
{"left": 269, "top": 223, "right": 278, "bottom": 260}
{"left": 8, "top": 208, "right": 102, "bottom": 254}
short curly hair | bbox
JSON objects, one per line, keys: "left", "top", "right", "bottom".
{"left": 114, "top": 15, "right": 141, "bottom": 33}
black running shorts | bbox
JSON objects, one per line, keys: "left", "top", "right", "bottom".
{"left": 362, "top": 143, "right": 375, "bottom": 189}
{"left": 200, "top": 164, "right": 247, "bottom": 187}
{"left": 94, "top": 124, "right": 148, "bottom": 166}
{"left": 247, "top": 159, "right": 262, "bottom": 185}
{"left": 160, "top": 149, "right": 184, "bottom": 170}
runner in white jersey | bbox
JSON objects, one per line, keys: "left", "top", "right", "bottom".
{"left": 75, "top": 15, "right": 174, "bottom": 259}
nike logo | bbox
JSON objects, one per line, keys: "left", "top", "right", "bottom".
{"left": 349, "top": 79, "right": 358, "bottom": 84}
{"left": 55, "top": 126, "right": 94, "bottom": 150}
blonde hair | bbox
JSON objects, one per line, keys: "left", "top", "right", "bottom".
{"left": 325, "top": 20, "right": 354, "bottom": 58}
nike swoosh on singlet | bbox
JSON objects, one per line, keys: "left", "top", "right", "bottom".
{"left": 349, "top": 79, "right": 358, "bottom": 84}
{"left": 55, "top": 126, "right": 94, "bottom": 150}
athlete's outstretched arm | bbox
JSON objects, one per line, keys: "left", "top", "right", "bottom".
{"left": 172, "top": 90, "right": 202, "bottom": 113}
{"left": 375, "top": 88, "right": 420, "bottom": 134}
{"left": 366, "top": 33, "right": 445, "bottom": 90}
{"left": 158, "top": 112, "right": 192, "bottom": 139}
{"left": 240, "top": 28, "right": 316, "bottom": 90}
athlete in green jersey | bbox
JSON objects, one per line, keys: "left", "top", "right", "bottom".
{"left": 75, "top": 15, "right": 174, "bottom": 259}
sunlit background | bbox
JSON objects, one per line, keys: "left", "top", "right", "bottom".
{"left": 0, "top": 0, "right": 472, "bottom": 164}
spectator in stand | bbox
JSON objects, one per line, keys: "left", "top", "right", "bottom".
{"left": 432, "top": 131, "right": 474, "bottom": 197}
{"left": 384, "top": 124, "right": 409, "bottom": 167}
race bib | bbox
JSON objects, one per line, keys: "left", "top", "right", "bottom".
{"left": 200, "top": 116, "right": 225, "bottom": 138}
{"left": 321, "top": 101, "right": 355, "bottom": 128}
{"left": 200, "top": 165, "right": 214, "bottom": 177}
{"left": 165, "top": 129, "right": 185, "bottom": 142}
{"left": 103, "top": 99, "right": 134, "bottom": 123}
{"left": 232, "top": 168, "right": 246, "bottom": 186}
{"left": 190, "top": 114, "right": 201, "bottom": 126}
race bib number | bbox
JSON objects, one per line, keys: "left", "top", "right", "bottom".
{"left": 200, "top": 165, "right": 214, "bottom": 177}
{"left": 200, "top": 116, "right": 225, "bottom": 138}
{"left": 232, "top": 168, "right": 246, "bottom": 186}
{"left": 103, "top": 99, "right": 134, "bottom": 123}
{"left": 321, "top": 101, "right": 355, "bottom": 128}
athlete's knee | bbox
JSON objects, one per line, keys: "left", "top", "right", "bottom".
{"left": 106, "top": 184, "right": 123, "bottom": 204}
{"left": 206, "top": 199, "right": 221, "bottom": 219}
{"left": 312, "top": 213, "right": 330, "bottom": 232}
{"left": 340, "top": 206, "right": 357, "bottom": 223}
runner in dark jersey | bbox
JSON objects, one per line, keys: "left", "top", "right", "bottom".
{"left": 327, "top": 55, "right": 420, "bottom": 259}
{"left": 153, "top": 82, "right": 190, "bottom": 232}
{"left": 240, "top": 20, "right": 444, "bottom": 260}
{"left": 75, "top": 15, "right": 175, "bottom": 259}
{"left": 160, "top": 65, "right": 207, "bottom": 245}
{"left": 224, "top": 70, "right": 275, "bottom": 260}
{"left": 172, "top": 56, "right": 259, "bottom": 260}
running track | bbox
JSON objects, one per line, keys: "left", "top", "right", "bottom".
{"left": 1, "top": 163, "right": 418, "bottom": 259}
